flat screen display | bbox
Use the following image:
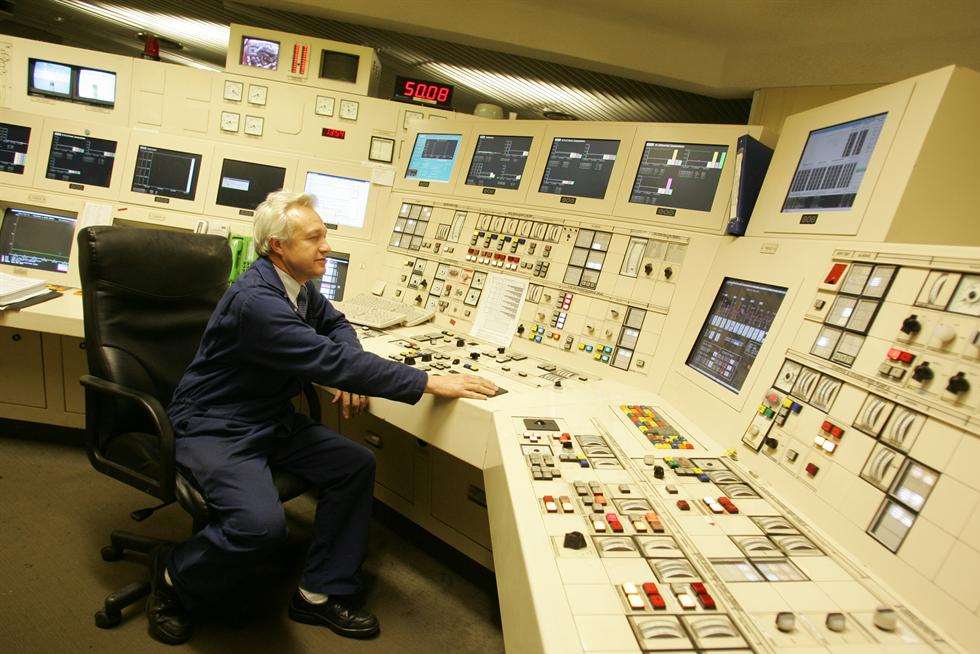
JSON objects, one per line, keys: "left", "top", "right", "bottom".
{"left": 0, "top": 123, "right": 31, "bottom": 174}
{"left": 45, "top": 132, "right": 117, "bottom": 187}
{"left": 215, "top": 159, "right": 286, "bottom": 210}
{"left": 464, "top": 135, "right": 533, "bottom": 190}
{"left": 686, "top": 278, "right": 787, "bottom": 393}
{"left": 538, "top": 137, "right": 619, "bottom": 199}
{"left": 76, "top": 67, "right": 117, "bottom": 105}
{"left": 131, "top": 145, "right": 202, "bottom": 201}
{"left": 304, "top": 172, "right": 370, "bottom": 229}
{"left": 240, "top": 36, "right": 280, "bottom": 70}
{"left": 782, "top": 112, "right": 888, "bottom": 212}
{"left": 0, "top": 207, "right": 75, "bottom": 273}
{"left": 28, "top": 59, "right": 71, "bottom": 98}
{"left": 404, "top": 133, "right": 462, "bottom": 183}
{"left": 629, "top": 141, "right": 728, "bottom": 212}
{"left": 318, "top": 252, "right": 349, "bottom": 301}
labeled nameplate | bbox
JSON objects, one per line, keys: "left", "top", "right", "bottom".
{"left": 418, "top": 181, "right": 430, "bottom": 188}
{"left": 69, "top": 183, "right": 84, "bottom": 190}
{"left": 559, "top": 196, "right": 576, "bottom": 205}
{"left": 482, "top": 188, "right": 495, "bottom": 195}
{"left": 656, "top": 207, "right": 676, "bottom": 217}
{"left": 800, "top": 214, "right": 818, "bottom": 224}
{"left": 154, "top": 196, "right": 170, "bottom": 204}
{"left": 239, "top": 209, "right": 254, "bottom": 217}
{"left": 325, "top": 223, "right": 338, "bottom": 230}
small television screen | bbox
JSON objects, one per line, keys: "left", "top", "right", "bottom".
{"left": 319, "top": 51, "right": 359, "bottom": 83}
{"left": 240, "top": 36, "right": 280, "bottom": 70}
{"left": 0, "top": 207, "right": 76, "bottom": 273}
{"left": 75, "top": 67, "right": 116, "bottom": 105}
{"left": 318, "top": 252, "right": 350, "bottom": 301}
{"left": 464, "top": 135, "right": 533, "bottom": 190}
{"left": 28, "top": 59, "right": 72, "bottom": 98}
{"left": 629, "top": 142, "right": 728, "bottom": 212}
{"left": 538, "top": 137, "right": 620, "bottom": 199}
{"left": 215, "top": 159, "right": 286, "bottom": 210}
{"left": 131, "top": 145, "right": 202, "bottom": 201}
{"left": 0, "top": 123, "right": 31, "bottom": 175}
{"left": 304, "top": 172, "right": 370, "bottom": 229}
{"left": 45, "top": 132, "right": 117, "bottom": 187}
{"left": 404, "top": 133, "right": 462, "bottom": 183}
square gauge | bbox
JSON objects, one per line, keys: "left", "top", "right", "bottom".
{"left": 314, "top": 95, "right": 335, "bottom": 116}
{"left": 947, "top": 274, "right": 980, "bottom": 316}
{"left": 839, "top": 262, "right": 873, "bottom": 295}
{"left": 773, "top": 359, "right": 803, "bottom": 393}
{"left": 220, "top": 111, "right": 240, "bottom": 132}
{"left": 339, "top": 99, "right": 359, "bottom": 120}
{"left": 369, "top": 136, "right": 395, "bottom": 163}
{"left": 247, "top": 84, "right": 268, "bottom": 105}
{"left": 915, "top": 270, "right": 961, "bottom": 309}
{"left": 244, "top": 115, "right": 264, "bottom": 136}
{"left": 223, "top": 80, "right": 244, "bottom": 102}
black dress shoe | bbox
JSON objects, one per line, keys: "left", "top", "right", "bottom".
{"left": 146, "top": 546, "right": 193, "bottom": 645}
{"left": 288, "top": 591, "right": 380, "bottom": 638}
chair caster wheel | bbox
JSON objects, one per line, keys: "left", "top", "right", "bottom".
{"left": 101, "top": 545, "right": 123, "bottom": 562}
{"left": 95, "top": 609, "right": 121, "bottom": 629}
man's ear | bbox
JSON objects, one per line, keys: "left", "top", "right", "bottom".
{"left": 268, "top": 237, "right": 283, "bottom": 256}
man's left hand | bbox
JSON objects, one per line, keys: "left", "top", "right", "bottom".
{"left": 332, "top": 390, "right": 369, "bottom": 419}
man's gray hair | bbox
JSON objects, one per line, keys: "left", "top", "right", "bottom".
{"left": 252, "top": 190, "right": 318, "bottom": 256}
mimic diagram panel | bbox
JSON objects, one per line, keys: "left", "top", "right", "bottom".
{"left": 464, "top": 135, "right": 533, "bottom": 190}
{"left": 628, "top": 141, "right": 727, "bottom": 212}
{"left": 538, "top": 138, "right": 620, "bottom": 199}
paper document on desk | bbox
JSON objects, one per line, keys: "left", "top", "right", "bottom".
{"left": 469, "top": 272, "right": 528, "bottom": 349}
{"left": 0, "top": 271, "right": 47, "bottom": 306}
{"left": 80, "top": 202, "right": 114, "bottom": 229}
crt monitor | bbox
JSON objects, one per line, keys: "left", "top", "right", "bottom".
{"left": 0, "top": 123, "right": 31, "bottom": 174}
{"left": 240, "top": 36, "right": 280, "bottom": 70}
{"left": 320, "top": 51, "right": 359, "bottom": 83}
{"left": 75, "top": 67, "right": 117, "bottom": 106}
{"left": 404, "top": 133, "right": 462, "bottom": 183}
{"left": 304, "top": 172, "right": 370, "bottom": 229}
{"left": 686, "top": 278, "right": 787, "bottom": 393}
{"left": 45, "top": 132, "right": 117, "bottom": 187}
{"left": 629, "top": 142, "right": 728, "bottom": 212}
{"left": 782, "top": 112, "right": 888, "bottom": 212}
{"left": 0, "top": 207, "right": 76, "bottom": 273}
{"left": 215, "top": 159, "right": 286, "bottom": 211}
{"left": 318, "top": 251, "right": 349, "bottom": 301}
{"left": 28, "top": 59, "right": 71, "bottom": 99}
{"left": 538, "top": 137, "right": 620, "bottom": 199}
{"left": 131, "top": 145, "right": 202, "bottom": 201}
{"left": 464, "top": 135, "right": 533, "bottom": 190}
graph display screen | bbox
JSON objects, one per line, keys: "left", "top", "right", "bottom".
{"left": 304, "top": 172, "right": 370, "bottom": 229}
{"left": 629, "top": 141, "right": 728, "bottom": 211}
{"left": 538, "top": 137, "right": 619, "bottom": 199}
{"left": 240, "top": 36, "right": 280, "bottom": 69}
{"left": 0, "top": 123, "right": 31, "bottom": 174}
{"left": 45, "top": 132, "right": 117, "bottom": 187}
{"left": 686, "top": 278, "right": 787, "bottom": 392}
{"left": 215, "top": 159, "right": 286, "bottom": 211}
{"left": 464, "top": 135, "right": 533, "bottom": 190}
{"left": 318, "top": 252, "right": 349, "bottom": 301}
{"left": 0, "top": 207, "right": 75, "bottom": 273}
{"left": 782, "top": 112, "right": 887, "bottom": 212}
{"left": 404, "top": 133, "right": 461, "bottom": 182}
{"left": 131, "top": 146, "right": 202, "bottom": 201}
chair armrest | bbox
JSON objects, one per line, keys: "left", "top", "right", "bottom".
{"left": 80, "top": 374, "right": 176, "bottom": 502}
{"left": 303, "top": 383, "right": 322, "bottom": 423}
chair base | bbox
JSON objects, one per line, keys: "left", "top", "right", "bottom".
{"left": 95, "top": 530, "right": 172, "bottom": 630}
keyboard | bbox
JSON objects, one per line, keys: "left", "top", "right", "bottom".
{"left": 334, "top": 293, "right": 436, "bottom": 329}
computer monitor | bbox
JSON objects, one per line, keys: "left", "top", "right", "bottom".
{"left": 28, "top": 59, "right": 71, "bottom": 99}
{"left": 240, "top": 36, "right": 280, "bottom": 70}
{"left": 0, "top": 123, "right": 31, "bottom": 175}
{"left": 538, "top": 137, "right": 620, "bottom": 199}
{"left": 319, "top": 51, "right": 359, "bottom": 83}
{"left": 782, "top": 112, "right": 888, "bottom": 212}
{"left": 45, "top": 131, "right": 117, "bottom": 187}
{"left": 404, "top": 133, "right": 462, "bottom": 183}
{"left": 0, "top": 207, "right": 76, "bottom": 273}
{"left": 686, "top": 278, "right": 787, "bottom": 393}
{"left": 318, "top": 251, "right": 349, "bottom": 301}
{"left": 75, "top": 66, "right": 117, "bottom": 106}
{"left": 215, "top": 159, "right": 286, "bottom": 211}
{"left": 131, "top": 145, "right": 202, "bottom": 201}
{"left": 629, "top": 141, "right": 728, "bottom": 212}
{"left": 304, "top": 172, "right": 370, "bottom": 229}
{"left": 464, "top": 135, "right": 533, "bottom": 190}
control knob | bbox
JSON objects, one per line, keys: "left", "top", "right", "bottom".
{"left": 516, "top": 325, "right": 525, "bottom": 335}
{"left": 900, "top": 314, "right": 922, "bottom": 336}
{"left": 946, "top": 372, "right": 970, "bottom": 396}
{"left": 403, "top": 356, "right": 416, "bottom": 366}
{"left": 912, "top": 361, "right": 934, "bottom": 383}
{"left": 553, "top": 380, "right": 562, "bottom": 389}
{"left": 933, "top": 323, "right": 956, "bottom": 346}
{"left": 421, "top": 353, "right": 433, "bottom": 363}
{"left": 497, "top": 347, "right": 506, "bottom": 354}
{"left": 469, "top": 352, "right": 480, "bottom": 360}
{"left": 456, "top": 338, "right": 466, "bottom": 347}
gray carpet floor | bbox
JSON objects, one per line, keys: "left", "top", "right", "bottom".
{"left": 0, "top": 424, "right": 504, "bottom": 653}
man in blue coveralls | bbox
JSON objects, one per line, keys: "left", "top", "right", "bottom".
{"left": 146, "top": 191, "right": 498, "bottom": 645}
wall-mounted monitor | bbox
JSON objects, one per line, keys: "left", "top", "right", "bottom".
{"left": 28, "top": 59, "right": 71, "bottom": 99}
{"left": 464, "top": 135, "right": 533, "bottom": 190}
{"left": 45, "top": 131, "right": 117, "bottom": 188}
{"left": 215, "top": 159, "right": 286, "bottom": 211}
{"left": 538, "top": 137, "right": 620, "bottom": 199}
{"left": 131, "top": 145, "right": 202, "bottom": 201}
{"left": 782, "top": 113, "right": 887, "bottom": 213}
{"left": 629, "top": 141, "right": 728, "bottom": 212}
{"left": 28, "top": 58, "right": 116, "bottom": 107}
{"left": 405, "top": 133, "right": 462, "bottom": 183}
{"left": 686, "top": 278, "right": 787, "bottom": 393}
{"left": 75, "top": 67, "right": 117, "bottom": 105}
{"left": 318, "top": 251, "right": 349, "bottom": 301}
{"left": 240, "top": 36, "right": 280, "bottom": 70}
{"left": 304, "top": 172, "right": 369, "bottom": 229}
{"left": 319, "top": 50, "right": 359, "bottom": 83}
{"left": 0, "top": 123, "right": 31, "bottom": 175}
{"left": 0, "top": 207, "right": 76, "bottom": 274}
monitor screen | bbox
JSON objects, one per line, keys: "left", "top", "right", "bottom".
{"left": 782, "top": 112, "right": 888, "bottom": 212}
{"left": 0, "top": 123, "right": 31, "bottom": 174}
{"left": 75, "top": 67, "right": 116, "bottom": 105}
{"left": 45, "top": 132, "right": 117, "bottom": 187}
{"left": 304, "top": 172, "right": 370, "bottom": 229}
{"left": 464, "top": 135, "right": 533, "bottom": 190}
{"left": 28, "top": 59, "right": 71, "bottom": 98}
{"left": 538, "top": 137, "right": 620, "bottom": 199}
{"left": 404, "top": 133, "right": 462, "bottom": 182}
{"left": 629, "top": 141, "right": 728, "bottom": 212}
{"left": 320, "top": 51, "right": 359, "bottom": 83}
{"left": 131, "top": 145, "right": 202, "bottom": 201}
{"left": 318, "top": 252, "right": 350, "bottom": 301}
{"left": 215, "top": 159, "right": 286, "bottom": 210}
{"left": 0, "top": 207, "right": 75, "bottom": 273}
{"left": 686, "top": 278, "right": 787, "bottom": 393}
{"left": 240, "top": 36, "right": 280, "bottom": 70}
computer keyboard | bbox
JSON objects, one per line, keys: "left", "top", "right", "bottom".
{"left": 333, "top": 293, "right": 436, "bottom": 329}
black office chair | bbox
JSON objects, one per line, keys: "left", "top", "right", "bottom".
{"left": 77, "top": 226, "right": 318, "bottom": 629}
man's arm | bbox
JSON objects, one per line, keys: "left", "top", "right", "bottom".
{"left": 305, "top": 282, "right": 362, "bottom": 350}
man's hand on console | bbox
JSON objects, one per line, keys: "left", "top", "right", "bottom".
{"left": 424, "top": 374, "right": 498, "bottom": 400}
{"left": 332, "top": 390, "right": 369, "bottom": 419}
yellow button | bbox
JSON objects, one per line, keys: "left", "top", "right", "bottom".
{"left": 578, "top": 343, "right": 586, "bottom": 350}
{"left": 594, "top": 353, "right": 602, "bottom": 360}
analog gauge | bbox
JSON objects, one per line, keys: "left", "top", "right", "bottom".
{"left": 948, "top": 274, "right": 980, "bottom": 316}
{"left": 339, "top": 98, "right": 359, "bottom": 120}
{"left": 220, "top": 111, "right": 240, "bottom": 132}
{"left": 223, "top": 80, "right": 243, "bottom": 102}
{"left": 314, "top": 95, "right": 335, "bottom": 116}
{"left": 243, "top": 115, "right": 264, "bottom": 136}
{"left": 247, "top": 84, "right": 268, "bottom": 105}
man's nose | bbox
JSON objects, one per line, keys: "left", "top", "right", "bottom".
{"left": 320, "top": 240, "right": 331, "bottom": 254}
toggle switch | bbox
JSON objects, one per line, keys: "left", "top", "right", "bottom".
{"left": 946, "top": 372, "right": 970, "bottom": 397}
{"left": 899, "top": 314, "right": 922, "bottom": 340}
{"left": 912, "top": 361, "right": 934, "bottom": 384}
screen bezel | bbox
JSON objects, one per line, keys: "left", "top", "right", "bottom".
{"left": 450, "top": 123, "right": 546, "bottom": 203}
{"left": 214, "top": 158, "right": 288, "bottom": 212}
{"left": 536, "top": 136, "right": 622, "bottom": 200}
{"left": 293, "top": 159, "right": 378, "bottom": 240}
{"left": 626, "top": 140, "right": 730, "bottom": 213}
{"left": 118, "top": 134, "right": 213, "bottom": 213}
{"left": 403, "top": 132, "right": 464, "bottom": 183}
{"left": 240, "top": 36, "right": 281, "bottom": 71}
{"left": 303, "top": 171, "right": 370, "bottom": 231}
{"left": 0, "top": 199, "right": 84, "bottom": 287}
{"left": 463, "top": 134, "right": 535, "bottom": 191}
{"left": 0, "top": 112, "right": 43, "bottom": 188}
{"left": 33, "top": 122, "right": 129, "bottom": 200}
{"left": 45, "top": 131, "right": 118, "bottom": 189}
{"left": 27, "top": 58, "right": 117, "bottom": 108}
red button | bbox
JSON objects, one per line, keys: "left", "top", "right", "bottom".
{"left": 821, "top": 420, "right": 833, "bottom": 433}
{"left": 899, "top": 351, "right": 915, "bottom": 364}
{"left": 642, "top": 582, "right": 659, "bottom": 595}
{"left": 824, "top": 263, "right": 847, "bottom": 284}
{"left": 648, "top": 595, "right": 666, "bottom": 610}
{"left": 691, "top": 583, "right": 706, "bottom": 594}
{"left": 698, "top": 593, "right": 716, "bottom": 610}
{"left": 677, "top": 500, "right": 690, "bottom": 511}
{"left": 887, "top": 348, "right": 902, "bottom": 361}
{"left": 830, "top": 426, "right": 844, "bottom": 438}
{"left": 805, "top": 463, "right": 819, "bottom": 476}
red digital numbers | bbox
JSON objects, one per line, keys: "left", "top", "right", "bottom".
{"left": 400, "top": 79, "right": 450, "bottom": 105}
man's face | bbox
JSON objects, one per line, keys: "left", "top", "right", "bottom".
{"left": 271, "top": 205, "right": 331, "bottom": 283}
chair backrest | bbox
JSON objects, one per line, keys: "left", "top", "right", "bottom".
{"left": 78, "top": 226, "right": 231, "bottom": 404}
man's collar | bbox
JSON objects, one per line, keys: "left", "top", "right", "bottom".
{"left": 272, "top": 263, "right": 303, "bottom": 310}
{"left": 253, "top": 257, "right": 303, "bottom": 309}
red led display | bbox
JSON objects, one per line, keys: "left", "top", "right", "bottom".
{"left": 321, "top": 128, "right": 346, "bottom": 139}
{"left": 393, "top": 75, "right": 454, "bottom": 109}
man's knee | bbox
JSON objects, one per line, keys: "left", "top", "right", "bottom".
{"left": 224, "top": 503, "right": 287, "bottom": 550}
{"left": 350, "top": 440, "right": 376, "bottom": 479}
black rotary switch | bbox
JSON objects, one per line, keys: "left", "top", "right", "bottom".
{"left": 456, "top": 338, "right": 466, "bottom": 347}
{"left": 404, "top": 356, "right": 416, "bottom": 366}
{"left": 912, "top": 361, "right": 934, "bottom": 383}
{"left": 946, "top": 372, "right": 970, "bottom": 396}
{"left": 900, "top": 314, "right": 922, "bottom": 336}
{"left": 469, "top": 351, "right": 480, "bottom": 360}
{"left": 497, "top": 346, "right": 506, "bottom": 354}
{"left": 765, "top": 437, "right": 779, "bottom": 449}
{"left": 421, "top": 353, "right": 432, "bottom": 362}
